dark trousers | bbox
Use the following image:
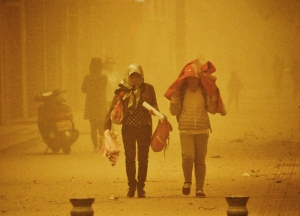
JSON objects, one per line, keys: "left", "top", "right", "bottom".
{"left": 89, "top": 118, "right": 104, "bottom": 148}
{"left": 122, "top": 124, "right": 152, "bottom": 190}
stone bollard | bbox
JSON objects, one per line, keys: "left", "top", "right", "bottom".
{"left": 70, "top": 198, "right": 95, "bottom": 216}
{"left": 225, "top": 196, "right": 249, "bottom": 216}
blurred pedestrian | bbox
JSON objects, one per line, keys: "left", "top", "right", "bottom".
{"left": 165, "top": 59, "right": 225, "bottom": 198}
{"left": 82, "top": 57, "right": 108, "bottom": 152}
{"left": 227, "top": 70, "right": 242, "bottom": 112}
{"left": 103, "top": 57, "right": 122, "bottom": 108}
{"left": 104, "top": 63, "right": 158, "bottom": 198}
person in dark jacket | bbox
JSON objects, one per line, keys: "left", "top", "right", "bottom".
{"left": 104, "top": 63, "right": 158, "bottom": 198}
{"left": 82, "top": 57, "right": 108, "bottom": 152}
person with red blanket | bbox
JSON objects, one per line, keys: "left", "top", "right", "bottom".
{"left": 165, "top": 59, "right": 226, "bottom": 197}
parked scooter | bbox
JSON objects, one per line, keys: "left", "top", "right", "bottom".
{"left": 35, "top": 89, "right": 79, "bottom": 154}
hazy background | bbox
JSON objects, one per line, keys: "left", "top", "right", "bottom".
{"left": 2, "top": 0, "right": 299, "bottom": 129}
{"left": 66, "top": 0, "right": 300, "bottom": 144}
{"left": 75, "top": 0, "right": 300, "bottom": 116}
{"left": 1, "top": 2, "right": 299, "bottom": 215}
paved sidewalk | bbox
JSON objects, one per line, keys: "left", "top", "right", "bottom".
{"left": 68, "top": 129, "right": 300, "bottom": 216}
{"left": 1, "top": 108, "right": 299, "bottom": 215}
{"left": 0, "top": 122, "right": 40, "bottom": 151}
{"left": 0, "top": 111, "right": 85, "bottom": 152}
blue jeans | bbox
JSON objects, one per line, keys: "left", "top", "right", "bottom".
{"left": 180, "top": 133, "right": 209, "bottom": 191}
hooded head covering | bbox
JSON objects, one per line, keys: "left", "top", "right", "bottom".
{"left": 128, "top": 63, "right": 144, "bottom": 79}
{"left": 163, "top": 59, "right": 202, "bottom": 99}
{"left": 118, "top": 64, "right": 144, "bottom": 113}
{"left": 119, "top": 63, "right": 144, "bottom": 89}
{"left": 164, "top": 59, "right": 226, "bottom": 115}
{"left": 183, "top": 62, "right": 200, "bottom": 78}
{"left": 201, "top": 61, "right": 216, "bottom": 74}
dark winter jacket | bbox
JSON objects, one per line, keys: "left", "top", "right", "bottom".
{"left": 104, "top": 82, "right": 158, "bottom": 131}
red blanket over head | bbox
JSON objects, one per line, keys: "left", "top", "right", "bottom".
{"left": 164, "top": 59, "right": 225, "bottom": 114}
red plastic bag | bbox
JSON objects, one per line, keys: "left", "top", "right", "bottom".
{"left": 110, "top": 92, "right": 125, "bottom": 125}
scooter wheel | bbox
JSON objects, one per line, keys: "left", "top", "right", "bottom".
{"left": 62, "top": 146, "right": 71, "bottom": 154}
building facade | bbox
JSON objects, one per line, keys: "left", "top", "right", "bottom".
{"left": 0, "top": 0, "right": 185, "bottom": 125}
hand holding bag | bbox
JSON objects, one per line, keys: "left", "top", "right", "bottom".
{"left": 141, "top": 101, "right": 173, "bottom": 153}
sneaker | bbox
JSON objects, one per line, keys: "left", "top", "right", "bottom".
{"left": 127, "top": 188, "right": 136, "bottom": 198}
{"left": 137, "top": 189, "right": 146, "bottom": 198}
{"left": 182, "top": 182, "right": 191, "bottom": 195}
{"left": 196, "top": 190, "right": 206, "bottom": 198}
